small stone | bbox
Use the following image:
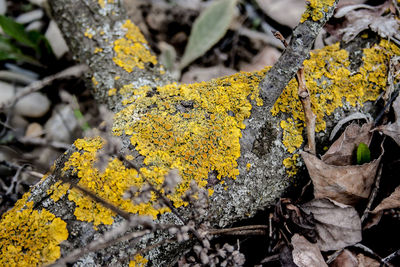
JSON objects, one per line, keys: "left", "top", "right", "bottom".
{"left": 0, "top": 0, "right": 6, "bottom": 15}
{"left": 15, "top": 9, "right": 44, "bottom": 24}
{"left": 45, "top": 105, "right": 79, "bottom": 142}
{"left": 15, "top": 92, "right": 51, "bottom": 118}
{"left": 0, "top": 81, "right": 50, "bottom": 118}
{"left": 25, "top": 122, "right": 43, "bottom": 138}
{"left": 45, "top": 20, "right": 69, "bottom": 59}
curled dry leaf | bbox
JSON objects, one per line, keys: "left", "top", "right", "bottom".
{"left": 302, "top": 123, "right": 381, "bottom": 205}
{"left": 301, "top": 198, "right": 362, "bottom": 251}
{"left": 255, "top": 0, "right": 305, "bottom": 28}
{"left": 375, "top": 94, "right": 400, "bottom": 147}
{"left": 322, "top": 123, "right": 373, "bottom": 165}
{"left": 334, "top": 3, "right": 399, "bottom": 43}
{"left": 291, "top": 234, "right": 328, "bottom": 267}
{"left": 330, "top": 249, "right": 358, "bottom": 267}
{"left": 371, "top": 186, "right": 400, "bottom": 214}
{"left": 356, "top": 253, "right": 380, "bottom": 267}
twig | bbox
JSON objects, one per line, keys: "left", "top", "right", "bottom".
{"left": 326, "top": 248, "right": 345, "bottom": 264}
{"left": 207, "top": 225, "right": 268, "bottom": 236}
{"left": 260, "top": 254, "right": 280, "bottom": 264}
{"left": 60, "top": 175, "right": 132, "bottom": 220}
{"left": 5, "top": 164, "right": 27, "bottom": 195}
{"left": 296, "top": 67, "right": 316, "bottom": 154}
{"left": 18, "top": 136, "right": 71, "bottom": 150}
{"left": 123, "top": 157, "right": 187, "bottom": 225}
{"left": 273, "top": 31, "right": 316, "bottom": 154}
{"left": 361, "top": 160, "right": 384, "bottom": 223}
{"left": 0, "top": 64, "right": 88, "bottom": 110}
{"left": 258, "top": 0, "right": 339, "bottom": 108}
{"left": 382, "top": 248, "right": 400, "bottom": 264}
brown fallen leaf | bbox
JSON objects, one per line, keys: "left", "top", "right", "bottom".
{"left": 240, "top": 46, "right": 281, "bottom": 72}
{"left": 334, "top": 2, "right": 399, "bottom": 43}
{"left": 322, "top": 123, "right": 373, "bottom": 166}
{"left": 180, "top": 66, "right": 236, "bottom": 83}
{"left": 291, "top": 234, "right": 328, "bottom": 267}
{"left": 301, "top": 198, "right": 362, "bottom": 251}
{"left": 375, "top": 94, "right": 400, "bottom": 147}
{"left": 356, "top": 253, "right": 380, "bottom": 267}
{"left": 302, "top": 151, "right": 381, "bottom": 205}
{"left": 371, "top": 185, "right": 400, "bottom": 214}
{"left": 255, "top": 0, "right": 305, "bottom": 28}
{"left": 330, "top": 249, "right": 358, "bottom": 267}
{"left": 302, "top": 122, "right": 382, "bottom": 205}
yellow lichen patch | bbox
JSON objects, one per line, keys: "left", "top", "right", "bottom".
{"left": 113, "top": 20, "right": 157, "bottom": 72}
{"left": 0, "top": 199, "right": 68, "bottom": 266}
{"left": 63, "top": 137, "right": 170, "bottom": 227}
{"left": 282, "top": 154, "right": 300, "bottom": 177}
{"left": 98, "top": 0, "right": 105, "bottom": 8}
{"left": 113, "top": 70, "right": 266, "bottom": 207}
{"left": 300, "top": 0, "right": 336, "bottom": 22}
{"left": 47, "top": 181, "right": 70, "bottom": 202}
{"left": 94, "top": 47, "right": 103, "bottom": 53}
{"left": 108, "top": 88, "right": 117, "bottom": 96}
{"left": 272, "top": 40, "right": 400, "bottom": 170}
{"left": 246, "top": 163, "right": 251, "bottom": 171}
{"left": 84, "top": 28, "right": 94, "bottom": 39}
{"left": 129, "top": 254, "right": 148, "bottom": 267}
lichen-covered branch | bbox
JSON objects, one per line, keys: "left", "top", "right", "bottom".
{"left": 0, "top": 0, "right": 399, "bottom": 266}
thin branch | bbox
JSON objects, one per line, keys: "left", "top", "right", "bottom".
{"left": 259, "top": 0, "right": 339, "bottom": 108}
{"left": 361, "top": 160, "right": 384, "bottom": 223}
{"left": 207, "top": 225, "right": 268, "bottom": 236}
{"left": 296, "top": 67, "right": 316, "bottom": 154}
{"left": 0, "top": 64, "right": 88, "bottom": 111}
{"left": 60, "top": 175, "right": 132, "bottom": 220}
{"left": 18, "top": 136, "right": 71, "bottom": 150}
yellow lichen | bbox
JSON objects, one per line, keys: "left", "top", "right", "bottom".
{"left": 246, "top": 163, "right": 251, "bottom": 171}
{"left": 113, "top": 20, "right": 157, "bottom": 72}
{"left": 94, "top": 47, "right": 103, "bottom": 53}
{"left": 62, "top": 137, "right": 170, "bottom": 227}
{"left": 129, "top": 254, "right": 148, "bottom": 267}
{"left": 98, "top": 0, "right": 105, "bottom": 8}
{"left": 108, "top": 88, "right": 117, "bottom": 96}
{"left": 272, "top": 40, "right": 399, "bottom": 168}
{"left": 300, "top": 0, "right": 335, "bottom": 22}
{"left": 112, "top": 70, "right": 265, "bottom": 208}
{"left": 282, "top": 154, "right": 300, "bottom": 177}
{"left": 47, "top": 181, "right": 70, "bottom": 202}
{"left": 84, "top": 28, "right": 94, "bottom": 39}
{"left": 0, "top": 198, "right": 68, "bottom": 266}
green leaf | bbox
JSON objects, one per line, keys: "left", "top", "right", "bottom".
{"left": 0, "top": 35, "right": 41, "bottom": 65}
{"left": 179, "top": 0, "right": 238, "bottom": 69}
{"left": 0, "top": 15, "right": 37, "bottom": 48}
{"left": 356, "top": 142, "right": 371, "bottom": 165}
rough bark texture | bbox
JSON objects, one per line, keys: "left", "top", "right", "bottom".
{"left": 1, "top": 0, "right": 398, "bottom": 266}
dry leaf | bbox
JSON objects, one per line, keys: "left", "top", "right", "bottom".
{"left": 301, "top": 198, "right": 362, "bottom": 251}
{"left": 371, "top": 186, "right": 400, "bottom": 214}
{"left": 330, "top": 249, "right": 358, "bottom": 267}
{"left": 255, "top": 0, "right": 305, "bottom": 28}
{"left": 301, "top": 151, "right": 381, "bottom": 205}
{"left": 334, "top": 3, "right": 399, "bottom": 43}
{"left": 322, "top": 123, "right": 373, "bottom": 165}
{"left": 302, "top": 123, "right": 381, "bottom": 205}
{"left": 375, "top": 94, "right": 400, "bottom": 147}
{"left": 180, "top": 65, "right": 236, "bottom": 83}
{"left": 239, "top": 46, "right": 280, "bottom": 72}
{"left": 291, "top": 234, "right": 327, "bottom": 267}
{"left": 356, "top": 253, "right": 380, "bottom": 267}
